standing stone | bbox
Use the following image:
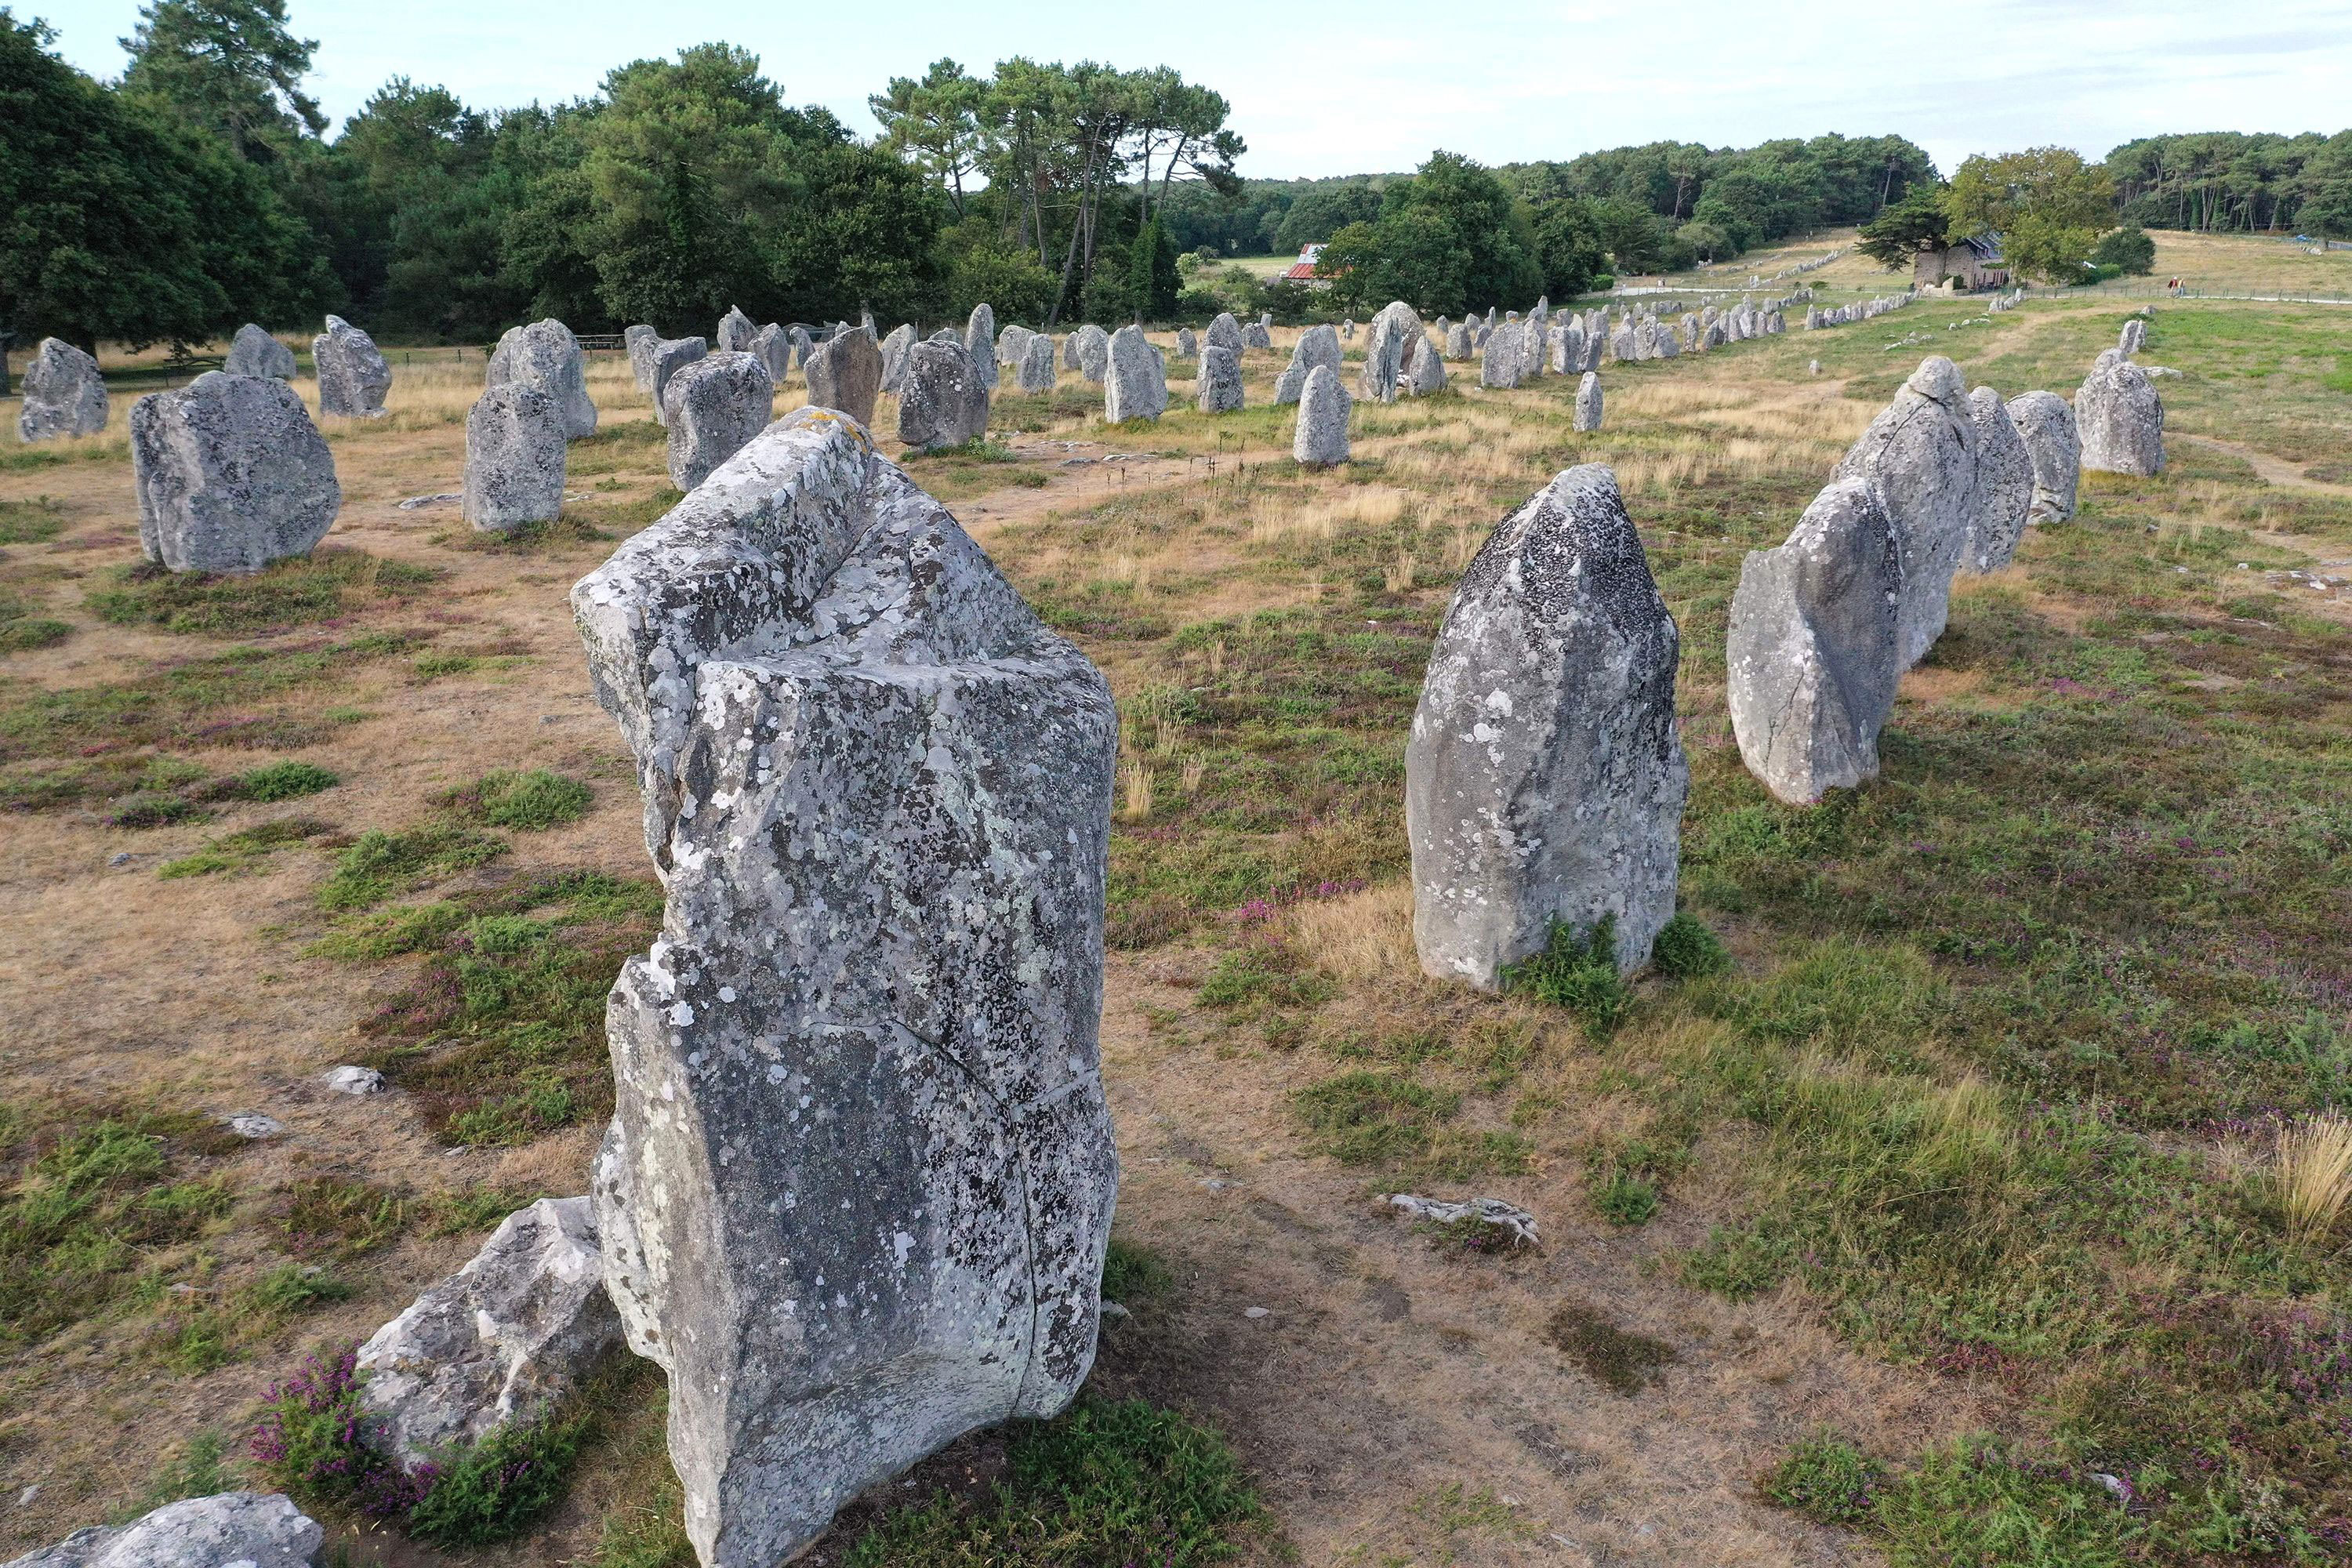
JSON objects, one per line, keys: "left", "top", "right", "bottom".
{"left": 1446, "top": 321, "right": 1474, "bottom": 360}
{"left": 129, "top": 372, "right": 339, "bottom": 573}
{"left": 965, "top": 303, "right": 999, "bottom": 390}
{"left": 1481, "top": 324, "right": 1527, "bottom": 389}
{"left": 1406, "top": 465, "right": 1687, "bottom": 989}
{"left": 1834, "top": 356, "right": 1978, "bottom": 668}
{"left": 572, "top": 408, "right": 1118, "bottom": 1568}
{"left": 750, "top": 324, "right": 792, "bottom": 386}
{"left": 878, "top": 324, "right": 916, "bottom": 394}
{"left": 488, "top": 318, "right": 597, "bottom": 440}
{"left": 929, "top": 327, "right": 962, "bottom": 345}
{"left": 1965, "top": 387, "right": 2034, "bottom": 572}
{"left": 2118, "top": 318, "right": 2146, "bottom": 356}
{"left": 1359, "top": 301, "right": 1429, "bottom": 404}
{"left": 1274, "top": 324, "right": 1341, "bottom": 405}
{"left": 1072, "top": 324, "right": 1111, "bottom": 383}
{"left": 2076, "top": 348, "right": 2164, "bottom": 477}
{"left": 1174, "top": 327, "right": 1197, "bottom": 358}
{"left": 626, "top": 325, "right": 659, "bottom": 392}
{"left": 313, "top": 316, "right": 391, "bottom": 419}
{"left": 897, "top": 339, "right": 991, "bottom": 449}
{"left": 650, "top": 337, "right": 708, "bottom": 429}
{"left": 1341, "top": 318, "right": 1354, "bottom": 341}
{"left": 804, "top": 329, "right": 882, "bottom": 426}
{"left": 464, "top": 383, "right": 567, "bottom": 532}
{"left": 1206, "top": 313, "right": 1244, "bottom": 354}
{"left": 1196, "top": 345, "right": 1243, "bottom": 413}
{"left": 2, "top": 1494, "right": 321, "bottom": 1568}
{"left": 1572, "top": 372, "right": 1602, "bottom": 433}
{"left": 1018, "top": 334, "right": 1058, "bottom": 394}
{"left": 996, "top": 324, "right": 1035, "bottom": 373}
{"left": 1610, "top": 321, "right": 1638, "bottom": 362}
{"left": 1410, "top": 340, "right": 1447, "bottom": 396}
{"left": 1242, "top": 320, "right": 1273, "bottom": 351}
{"left": 1103, "top": 325, "right": 1167, "bottom": 424}
{"left": 1292, "top": 363, "right": 1351, "bottom": 468}
{"left": 717, "top": 307, "right": 756, "bottom": 354}
{"left": 16, "top": 339, "right": 107, "bottom": 441}
{"left": 224, "top": 324, "right": 296, "bottom": 381}
{"left": 663, "top": 353, "right": 775, "bottom": 491}
{"left": 2005, "top": 390, "right": 2080, "bottom": 524}
{"left": 789, "top": 325, "right": 815, "bottom": 372}
{"left": 1726, "top": 477, "right": 1904, "bottom": 806}
{"left": 355, "top": 1197, "right": 623, "bottom": 1468}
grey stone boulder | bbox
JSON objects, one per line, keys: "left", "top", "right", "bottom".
{"left": 2, "top": 1493, "right": 321, "bottom": 1568}
{"left": 1572, "top": 372, "right": 1602, "bottom": 432}
{"left": 355, "top": 1196, "right": 623, "bottom": 1469}
{"left": 649, "top": 337, "right": 708, "bottom": 429}
{"left": 1481, "top": 324, "right": 1527, "bottom": 389}
{"left": 1242, "top": 320, "right": 1272, "bottom": 351}
{"left": 805, "top": 329, "right": 882, "bottom": 426}
{"left": 663, "top": 352, "right": 775, "bottom": 491}
{"left": 789, "top": 325, "right": 814, "bottom": 372}
{"left": 1273, "top": 324, "right": 1341, "bottom": 405}
{"left": 488, "top": 318, "right": 597, "bottom": 440}
{"left": 717, "top": 306, "right": 756, "bottom": 354}
{"left": 1446, "top": 321, "right": 1474, "bottom": 360}
{"left": 18, "top": 339, "right": 108, "bottom": 441}
{"left": 2118, "top": 318, "right": 2146, "bottom": 356}
{"left": 1018, "top": 333, "right": 1057, "bottom": 394}
{"left": 1359, "top": 301, "right": 1429, "bottom": 404}
{"left": 223, "top": 324, "right": 295, "bottom": 381}
{"left": 1292, "top": 363, "right": 1350, "bottom": 467}
{"left": 1103, "top": 325, "right": 1166, "bottom": 424}
{"left": 1071, "top": 324, "right": 1111, "bottom": 382}
{"left": 2077, "top": 348, "right": 2164, "bottom": 476}
{"left": 571, "top": 408, "right": 1119, "bottom": 1568}
{"left": 964, "top": 303, "right": 998, "bottom": 390}
{"left": 129, "top": 372, "right": 339, "bottom": 573}
{"left": 897, "top": 339, "right": 991, "bottom": 449}
{"left": 1410, "top": 339, "right": 1447, "bottom": 394}
{"left": 313, "top": 315, "right": 391, "bottom": 419}
{"left": 996, "top": 323, "right": 1034, "bottom": 372}
{"left": 1196, "top": 345, "right": 1243, "bottom": 412}
{"left": 464, "top": 382, "right": 567, "bottom": 532}
{"left": 877, "top": 324, "right": 916, "bottom": 394}
{"left": 1833, "top": 355, "right": 1977, "bottom": 669}
{"left": 1174, "top": 327, "right": 1197, "bottom": 358}
{"left": 750, "top": 324, "right": 791, "bottom": 385}
{"left": 2005, "top": 390, "right": 2080, "bottom": 524}
{"left": 1406, "top": 465, "right": 1686, "bottom": 989}
{"left": 626, "top": 325, "right": 659, "bottom": 392}
{"left": 1726, "top": 476, "right": 1904, "bottom": 805}
{"left": 1965, "top": 386, "right": 2033, "bottom": 572}
{"left": 1205, "top": 312, "right": 1244, "bottom": 354}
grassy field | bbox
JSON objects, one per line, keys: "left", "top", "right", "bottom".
{"left": 2, "top": 231, "right": 2349, "bottom": 1566}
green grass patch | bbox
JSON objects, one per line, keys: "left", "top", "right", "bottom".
{"left": 158, "top": 816, "right": 332, "bottom": 878}
{"left": 1501, "top": 915, "right": 1631, "bottom": 1036}
{"left": 1544, "top": 1298, "right": 1675, "bottom": 1396}
{"left": 445, "top": 768, "right": 592, "bottom": 830}
{"left": 0, "top": 496, "right": 69, "bottom": 544}
{"left": 1290, "top": 1070, "right": 1461, "bottom": 1166}
{"left": 85, "top": 550, "right": 442, "bottom": 635}
{"left": 317, "top": 823, "right": 508, "bottom": 910}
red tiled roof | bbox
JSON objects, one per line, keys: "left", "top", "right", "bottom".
{"left": 1281, "top": 261, "right": 1319, "bottom": 281}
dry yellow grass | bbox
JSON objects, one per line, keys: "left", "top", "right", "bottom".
{"left": 2274, "top": 1112, "right": 2352, "bottom": 1244}
{"left": 1288, "top": 880, "right": 1415, "bottom": 982}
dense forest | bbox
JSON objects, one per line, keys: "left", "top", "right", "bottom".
{"left": 7, "top": 2, "right": 2352, "bottom": 353}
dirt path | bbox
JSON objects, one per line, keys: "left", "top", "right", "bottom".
{"left": 2174, "top": 430, "right": 2352, "bottom": 495}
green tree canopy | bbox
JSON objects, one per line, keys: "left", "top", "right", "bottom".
{"left": 118, "top": 0, "right": 325, "bottom": 162}
{"left": 1944, "top": 147, "right": 2113, "bottom": 282}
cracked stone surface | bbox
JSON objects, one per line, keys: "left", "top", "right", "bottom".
{"left": 488, "top": 318, "right": 597, "bottom": 439}
{"left": 3, "top": 1493, "right": 320, "bottom": 1568}
{"left": 130, "top": 372, "right": 339, "bottom": 572}
{"left": 2078, "top": 347, "right": 2165, "bottom": 477}
{"left": 313, "top": 315, "right": 391, "bottom": 419}
{"left": 572, "top": 408, "right": 1118, "bottom": 1568}
{"left": 1833, "top": 355, "right": 1976, "bottom": 669}
{"left": 2006, "top": 390, "right": 2080, "bottom": 524}
{"left": 1406, "top": 465, "right": 1687, "bottom": 989}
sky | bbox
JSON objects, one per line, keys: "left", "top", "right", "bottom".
{"left": 32, "top": 0, "right": 2352, "bottom": 182}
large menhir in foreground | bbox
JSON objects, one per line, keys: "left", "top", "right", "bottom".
{"left": 571, "top": 408, "right": 1120, "bottom": 1568}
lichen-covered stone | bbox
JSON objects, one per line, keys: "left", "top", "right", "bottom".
{"left": 1410, "top": 339, "right": 1447, "bottom": 395}
{"left": 1205, "top": 313, "right": 1243, "bottom": 354}
{"left": 17, "top": 339, "right": 109, "bottom": 442}
{"left": 965, "top": 303, "right": 998, "bottom": 391}
{"left": 1572, "top": 372, "right": 1602, "bottom": 433}
{"left": 1446, "top": 321, "right": 1473, "bottom": 359}
{"left": 1273, "top": 324, "right": 1340, "bottom": 405}
{"left": 571, "top": 408, "right": 1118, "bottom": 1568}
{"left": 626, "top": 325, "right": 659, "bottom": 392}
{"left": 2118, "top": 317, "right": 2146, "bottom": 355}
{"left": 1406, "top": 465, "right": 1686, "bottom": 988}
{"left": 805, "top": 329, "right": 881, "bottom": 426}
{"left": 1241, "top": 320, "right": 1272, "bottom": 351}
{"left": 1070, "top": 325, "right": 1110, "bottom": 382}
{"left": 996, "top": 324, "right": 1034, "bottom": 373}
{"left": 224, "top": 324, "right": 296, "bottom": 380}
{"left": 877, "top": 325, "right": 916, "bottom": 394}
{"left": 2005, "top": 390, "right": 2080, "bottom": 524}
{"left": 3, "top": 1494, "right": 321, "bottom": 1568}
{"left": 650, "top": 337, "right": 708, "bottom": 429}
{"left": 1359, "top": 301, "right": 1428, "bottom": 404}
{"left": 750, "top": 324, "right": 791, "bottom": 385}
{"left": 1481, "top": 324, "right": 1527, "bottom": 388}
{"left": 129, "top": 372, "right": 339, "bottom": 573}
{"left": 2076, "top": 347, "right": 2164, "bottom": 477}
{"left": 1833, "top": 355, "right": 1977, "bottom": 668}
{"left": 1726, "top": 477, "right": 1903, "bottom": 805}
{"left": 1292, "top": 363, "right": 1349, "bottom": 466}
{"left": 1174, "top": 327, "right": 1197, "bottom": 358}
{"left": 663, "top": 353, "right": 775, "bottom": 490}
{"left": 897, "top": 339, "right": 990, "bottom": 449}
{"left": 313, "top": 315, "right": 392, "bottom": 419}
{"left": 1018, "top": 334, "right": 1057, "bottom": 393}
{"left": 1965, "top": 386, "right": 2033, "bottom": 572}
{"left": 355, "top": 1197, "right": 623, "bottom": 1468}
{"left": 464, "top": 382, "right": 567, "bottom": 532}
{"left": 489, "top": 318, "right": 597, "bottom": 439}
{"left": 1196, "top": 345, "right": 1243, "bottom": 412}
{"left": 1103, "top": 325, "right": 1165, "bottom": 424}
{"left": 717, "top": 306, "right": 755, "bottom": 354}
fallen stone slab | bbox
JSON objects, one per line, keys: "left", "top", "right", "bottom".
{"left": 2, "top": 1492, "right": 321, "bottom": 1568}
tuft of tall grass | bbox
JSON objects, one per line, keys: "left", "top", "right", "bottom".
{"left": 2273, "top": 1111, "right": 2352, "bottom": 1245}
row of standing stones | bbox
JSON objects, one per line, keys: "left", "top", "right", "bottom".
{"left": 7, "top": 310, "right": 2165, "bottom": 1568}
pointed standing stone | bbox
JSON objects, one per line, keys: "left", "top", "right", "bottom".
{"left": 488, "top": 318, "right": 597, "bottom": 440}
{"left": 1727, "top": 477, "right": 1904, "bottom": 804}
{"left": 1359, "top": 301, "right": 1428, "bottom": 404}
{"left": 2076, "top": 348, "right": 2164, "bottom": 476}
{"left": 1573, "top": 372, "right": 1602, "bottom": 432}
{"left": 1103, "top": 325, "right": 1167, "bottom": 424}
{"left": 1292, "top": 364, "right": 1351, "bottom": 467}
{"left": 965, "top": 303, "right": 998, "bottom": 390}
{"left": 878, "top": 325, "right": 916, "bottom": 394}
{"left": 750, "top": 324, "right": 792, "bottom": 385}
{"left": 224, "top": 324, "right": 296, "bottom": 380}
{"left": 1965, "top": 387, "right": 2033, "bottom": 572}
{"left": 1206, "top": 313, "right": 1244, "bottom": 354}
{"left": 1406, "top": 466, "right": 1687, "bottom": 989}
{"left": 1274, "top": 324, "right": 1341, "bottom": 405}
{"left": 716, "top": 307, "right": 755, "bottom": 353}
{"left": 1833, "top": 356, "right": 1978, "bottom": 668}
{"left": 313, "top": 317, "right": 392, "bottom": 419}
{"left": 16, "top": 338, "right": 107, "bottom": 441}
{"left": 2005, "top": 390, "right": 2080, "bottom": 524}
